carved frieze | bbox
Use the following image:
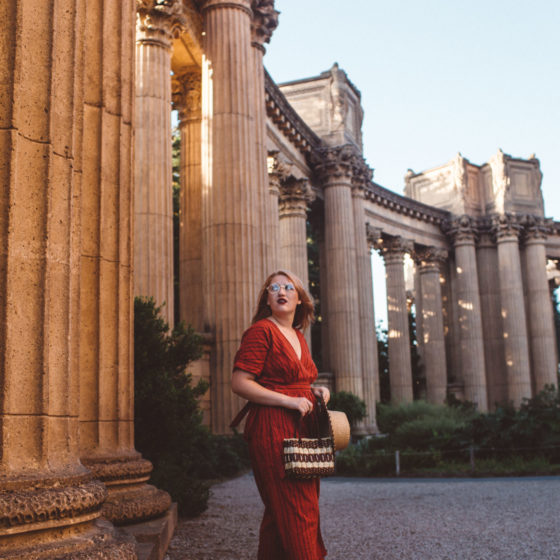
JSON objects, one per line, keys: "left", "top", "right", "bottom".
{"left": 172, "top": 70, "right": 202, "bottom": 120}
{"left": 251, "top": 0, "right": 279, "bottom": 49}
{"left": 136, "top": 0, "right": 187, "bottom": 46}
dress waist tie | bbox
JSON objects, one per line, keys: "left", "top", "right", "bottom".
{"left": 229, "top": 382, "right": 312, "bottom": 428}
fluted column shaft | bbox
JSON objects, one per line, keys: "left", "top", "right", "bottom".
{"left": 0, "top": 1, "right": 134, "bottom": 556}
{"left": 202, "top": 0, "right": 264, "bottom": 433}
{"left": 523, "top": 228, "right": 557, "bottom": 391}
{"left": 319, "top": 149, "right": 363, "bottom": 396}
{"left": 416, "top": 249, "right": 448, "bottom": 405}
{"left": 266, "top": 155, "right": 282, "bottom": 270}
{"left": 476, "top": 233, "right": 507, "bottom": 407}
{"left": 448, "top": 222, "right": 488, "bottom": 410}
{"left": 382, "top": 241, "right": 413, "bottom": 404}
{"left": 353, "top": 190, "right": 378, "bottom": 432}
{"left": 493, "top": 217, "right": 532, "bottom": 405}
{"left": 278, "top": 179, "right": 313, "bottom": 287}
{"left": 176, "top": 73, "right": 204, "bottom": 331}
{"left": 79, "top": 0, "right": 171, "bottom": 526}
{"left": 134, "top": 3, "right": 181, "bottom": 326}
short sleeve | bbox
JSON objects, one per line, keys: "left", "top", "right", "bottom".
{"left": 233, "top": 323, "right": 271, "bottom": 377}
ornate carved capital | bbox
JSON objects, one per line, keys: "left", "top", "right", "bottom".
{"left": 172, "top": 71, "right": 202, "bottom": 120}
{"left": 366, "top": 223, "right": 383, "bottom": 250}
{"left": 251, "top": 0, "right": 279, "bottom": 49}
{"left": 520, "top": 214, "right": 552, "bottom": 243}
{"left": 278, "top": 178, "right": 315, "bottom": 217}
{"left": 375, "top": 235, "right": 413, "bottom": 264}
{"left": 490, "top": 213, "right": 522, "bottom": 242}
{"left": 442, "top": 215, "right": 478, "bottom": 246}
{"left": 267, "top": 151, "right": 292, "bottom": 197}
{"left": 136, "top": 0, "right": 187, "bottom": 47}
{"left": 351, "top": 156, "right": 373, "bottom": 198}
{"left": 414, "top": 246, "right": 448, "bottom": 272}
{"left": 314, "top": 144, "right": 361, "bottom": 185}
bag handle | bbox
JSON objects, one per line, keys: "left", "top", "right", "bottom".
{"left": 291, "top": 393, "right": 331, "bottom": 442}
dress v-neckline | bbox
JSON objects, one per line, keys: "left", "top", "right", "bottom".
{"left": 267, "top": 318, "right": 302, "bottom": 362}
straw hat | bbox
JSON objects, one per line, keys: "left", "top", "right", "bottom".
{"left": 327, "top": 409, "right": 351, "bottom": 452}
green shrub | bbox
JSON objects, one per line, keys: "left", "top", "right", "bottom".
{"left": 328, "top": 391, "right": 366, "bottom": 427}
{"left": 134, "top": 297, "right": 250, "bottom": 517}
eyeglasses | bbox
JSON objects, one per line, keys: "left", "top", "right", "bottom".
{"left": 267, "top": 282, "right": 296, "bottom": 293}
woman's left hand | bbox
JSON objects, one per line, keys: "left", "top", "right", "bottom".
{"left": 312, "top": 386, "right": 330, "bottom": 405}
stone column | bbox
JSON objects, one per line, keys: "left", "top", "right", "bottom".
{"left": 316, "top": 145, "right": 363, "bottom": 397}
{"left": 491, "top": 214, "right": 532, "bottom": 405}
{"left": 202, "top": 0, "right": 264, "bottom": 433}
{"left": 444, "top": 216, "right": 488, "bottom": 410}
{"left": 278, "top": 177, "right": 314, "bottom": 286}
{"left": 251, "top": 1, "right": 279, "bottom": 276}
{"left": 353, "top": 173, "right": 379, "bottom": 432}
{"left": 174, "top": 71, "right": 204, "bottom": 332}
{"left": 135, "top": 0, "right": 185, "bottom": 326}
{"left": 267, "top": 152, "right": 291, "bottom": 272}
{"left": 415, "top": 247, "right": 448, "bottom": 405}
{"left": 79, "top": 0, "right": 171, "bottom": 526}
{"left": 0, "top": 2, "right": 134, "bottom": 557}
{"left": 476, "top": 230, "right": 507, "bottom": 407}
{"left": 522, "top": 216, "right": 558, "bottom": 391}
{"left": 377, "top": 237, "right": 414, "bottom": 404}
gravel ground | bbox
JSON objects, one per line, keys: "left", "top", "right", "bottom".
{"left": 166, "top": 473, "right": 560, "bottom": 559}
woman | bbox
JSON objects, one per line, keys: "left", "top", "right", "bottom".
{"left": 231, "top": 270, "right": 330, "bottom": 560}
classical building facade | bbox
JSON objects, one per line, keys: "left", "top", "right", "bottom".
{"left": 1, "top": 1, "right": 558, "bottom": 557}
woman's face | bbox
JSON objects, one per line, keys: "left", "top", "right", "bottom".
{"left": 266, "top": 274, "right": 301, "bottom": 317}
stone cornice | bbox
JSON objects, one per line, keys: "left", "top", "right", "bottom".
{"left": 264, "top": 68, "right": 321, "bottom": 154}
{"left": 251, "top": 0, "right": 279, "bottom": 48}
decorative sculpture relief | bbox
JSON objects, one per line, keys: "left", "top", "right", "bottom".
{"left": 490, "top": 213, "right": 522, "bottom": 241}
{"left": 452, "top": 152, "right": 468, "bottom": 201}
{"left": 442, "top": 214, "right": 478, "bottom": 245}
{"left": 267, "top": 151, "right": 292, "bottom": 197}
{"left": 329, "top": 63, "right": 347, "bottom": 132}
{"left": 521, "top": 214, "right": 552, "bottom": 242}
{"left": 488, "top": 149, "right": 510, "bottom": 213}
{"left": 251, "top": 0, "right": 279, "bottom": 47}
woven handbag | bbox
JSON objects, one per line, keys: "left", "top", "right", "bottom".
{"left": 283, "top": 396, "right": 336, "bottom": 479}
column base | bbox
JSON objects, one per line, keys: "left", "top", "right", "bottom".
{"left": 0, "top": 472, "right": 137, "bottom": 559}
{"left": 82, "top": 454, "right": 172, "bottom": 526}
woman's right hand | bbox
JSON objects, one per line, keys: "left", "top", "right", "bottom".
{"left": 288, "top": 396, "right": 314, "bottom": 416}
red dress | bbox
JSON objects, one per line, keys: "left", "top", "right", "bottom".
{"left": 233, "top": 318, "right": 327, "bottom": 560}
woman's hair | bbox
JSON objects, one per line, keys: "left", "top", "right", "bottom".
{"left": 251, "top": 270, "right": 315, "bottom": 331}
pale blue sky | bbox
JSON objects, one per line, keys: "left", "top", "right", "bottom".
{"left": 264, "top": 0, "right": 560, "bottom": 326}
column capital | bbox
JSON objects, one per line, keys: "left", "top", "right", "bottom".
{"left": 278, "top": 177, "right": 315, "bottom": 218}
{"left": 520, "top": 214, "right": 553, "bottom": 244}
{"left": 136, "top": 0, "right": 187, "bottom": 47}
{"left": 351, "top": 157, "right": 373, "bottom": 198}
{"left": 366, "top": 223, "right": 383, "bottom": 250}
{"left": 267, "top": 151, "right": 292, "bottom": 197}
{"left": 490, "top": 213, "right": 522, "bottom": 242}
{"left": 172, "top": 70, "right": 202, "bottom": 121}
{"left": 442, "top": 214, "right": 478, "bottom": 246}
{"left": 251, "top": 0, "right": 279, "bottom": 50}
{"left": 314, "top": 144, "right": 360, "bottom": 184}
{"left": 414, "top": 246, "right": 448, "bottom": 272}
{"left": 376, "top": 235, "right": 413, "bottom": 263}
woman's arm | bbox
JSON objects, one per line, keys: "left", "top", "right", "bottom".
{"left": 232, "top": 369, "right": 314, "bottom": 416}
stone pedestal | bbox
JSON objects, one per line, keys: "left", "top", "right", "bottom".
{"left": 492, "top": 214, "right": 532, "bottom": 405}
{"left": 379, "top": 237, "right": 414, "bottom": 404}
{"left": 0, "top": 2, "right": 135, "bottom": 557}
{"left": 174, "top": 72, "right": 204, "bottom": 332}
{"left": 353, "top": 176, "right": 379, "bottom": 432}
{"left": 79, "top": 0, "right": 171, "bottom": 528}
{"left": 522, "top": 218, "right": 558, "bottom": 392}
{"left": 445, "top": 216, "right": 488, "bottom": 410}
{"left": 317, "top": 146, "right": 364, "bottom": 397}
{"left": 416, "top": 248, "right": 448, "bottom": 405}
{"left": 135, "top": 1, "right": 185, "bottom": 326}
{"left": 202, "top": 0, "right": 264, "bottom": 433}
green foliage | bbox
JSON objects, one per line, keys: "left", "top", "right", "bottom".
{"left": 376, "top": 325, "right": 390, "bottom": 404}
{"left": 328, "top": 391, "right": 367, "bottom": 427}
{"left": 134, "top": 297, "right": 250, "bottom": 517}
{"left": 306, "top": 219, "right": 323, "bottom": 371}
{"left": 336, "top": 387, "right": 560, "bottom": 477}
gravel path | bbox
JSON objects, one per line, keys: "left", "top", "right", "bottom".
{"left": 166, "top": 473, "right": 560, "bottom": 559}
